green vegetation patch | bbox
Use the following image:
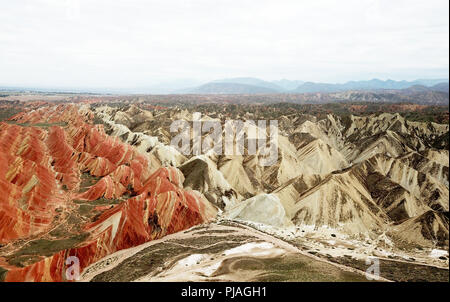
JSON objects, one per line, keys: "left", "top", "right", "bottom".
{"left": 251, "top": 255, "right": 370, "bottom": 282}
{"left": 6, "top": 121, "right": 68, "bottom": 128}
{"left": 0, "top": 266, "right": 8, "bottom": 282}
{"left": 6, "top": 233, "right": 89, "bottom": 267}
{"left": 78, "top": 172, "right": 102, "bottom": 193}
{"left": 0, "top": 108, "right": 22, "bottom": 122}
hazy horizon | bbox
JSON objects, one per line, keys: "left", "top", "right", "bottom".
{"left": 1, "top": 76, "right": 448, "bottom": 94}
{"left": 1, "top": 0, "right": 448, "bottom": 89}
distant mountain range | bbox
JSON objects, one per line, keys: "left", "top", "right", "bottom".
{"left": 1, "top": 78, "right": 448, "bottom": 95}
{"left": 179, "top": 77, "right": 449, "bottom": 94}
{"left": 184, "top": 82, "right": 279, "bottom": 94}
{"left": 293, "top": 79, "right": 449, "bottom": 93}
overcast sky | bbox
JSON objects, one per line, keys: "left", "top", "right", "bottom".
{"left": 0, "top": 0, "right": 448, "bottom": 88}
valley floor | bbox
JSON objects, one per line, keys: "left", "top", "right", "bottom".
{"left": 80, "top": 220, "right": 448, "bottom": 282}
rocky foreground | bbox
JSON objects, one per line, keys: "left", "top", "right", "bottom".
{"left": 0, "top": 103, "right": 448, "bottom": 282}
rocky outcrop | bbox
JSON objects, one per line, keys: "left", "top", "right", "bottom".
{"left": 276, "top": 170, "right": 389, "bottom": 237}
{"left": 226, "top": 194, "right": 293, "bottom": 228}
{"left": 179, "top": 156, "right": 240, "bottom": 209}
{"left": 389, "top": 211, "right": 449, "bottom": 248}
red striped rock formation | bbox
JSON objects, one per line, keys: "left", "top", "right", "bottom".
{"left": 78, "top": 154, "right": 118, "bottom": 177}
{"left": 47, "top": 126, "right": 81, "bottom": 191}
{"left": 0, "top": 123, "right": 67, "bottom": 243}
{"left": 9, "top": 104, "right": 92, "bottom": 126}
{"left": 3, "top": 166, "right": 217, "bottom": 282}
{"left": 0, "top": 104, "right": 217, "bottom": 282}
{"left": 76, "top": 175, "right": 127, "bottom": 201}
{"left": 10, "top": 104, "right": 153, "bottom": 195}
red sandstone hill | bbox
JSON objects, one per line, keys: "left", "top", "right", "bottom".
{"left": 0, "top": 104, "right": 217, "bottom": 281}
